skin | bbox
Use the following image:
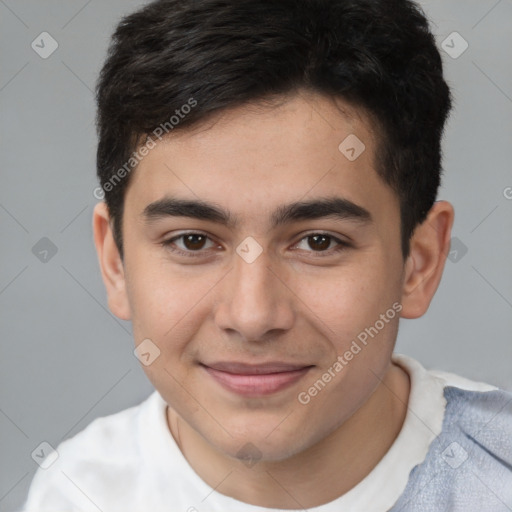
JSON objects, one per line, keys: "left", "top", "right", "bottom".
{"left": 93, "top": 91, "right": 454, "bottom": 509}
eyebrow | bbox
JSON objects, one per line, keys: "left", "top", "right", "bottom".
{"left": 142, "top": 196, "right": 372, "bottom": 229}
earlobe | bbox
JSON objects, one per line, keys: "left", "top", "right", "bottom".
{"left": 400, "top": 201, "right": 454, "bottom": 319}
{"left": 92, "top": 202, "right": 132, "bottom": 321}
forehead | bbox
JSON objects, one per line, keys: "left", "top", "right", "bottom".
{"left": 124, "top": 92, "right": 399, "bottom": 230}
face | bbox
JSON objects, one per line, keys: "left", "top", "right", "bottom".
{"left": 117, "top": 92, "right": 407, "bottom": 461}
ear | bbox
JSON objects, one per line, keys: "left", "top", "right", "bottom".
{"left": 400, "top": 200, "right": 454, "bottom": 319}
{"left": 92, "top": 202, "right": 131, "bottom": 320}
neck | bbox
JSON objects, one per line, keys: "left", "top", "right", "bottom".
{"left": 167, "top": 362, "right": 410, "bottom": 509}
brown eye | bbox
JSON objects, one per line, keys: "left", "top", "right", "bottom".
{"left": 307, "top": 234, "right": 332, "bottom": 251}
{"left": 182, "top": 234, "right": 207, "bottom": 250}
{"left": 294, "top": 233, "right": 350, "bottom": 256}
{"left": 161, "top": 232, "right": 217, "bottom": 257}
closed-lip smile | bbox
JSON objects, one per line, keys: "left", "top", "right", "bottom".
{"left": 200, "top": 361, "right": 314, "bottom": 396}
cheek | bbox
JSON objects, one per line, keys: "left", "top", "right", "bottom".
{"left": 125, "top": 250, "right": 223, "bottom": 352}
{"left": 295, "top": 266, "right": 402, "bottom": 381}
{"left": 295, "top": 318, "right": 399, "bottom": 438}
{"left": 124, "top": 248, "right": 180, "bottom": 341}
{"left": 295, "top": 263, "right": 390, "bottom": 334}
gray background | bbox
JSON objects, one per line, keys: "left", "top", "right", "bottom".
{"left": 1, "top": 0, "right": 511, "bottom": 510}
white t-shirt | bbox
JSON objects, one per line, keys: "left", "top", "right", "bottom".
{"left": 20, "top": 354, "right": 496, "bottom": 512}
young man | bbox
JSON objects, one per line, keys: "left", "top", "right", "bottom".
{"left": 22, "top": 0, "right": 512, "bottom": 510}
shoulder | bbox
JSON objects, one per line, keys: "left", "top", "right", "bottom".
{"left": 430, "top": 386, "right": 512, "bottom": 510}
{"left": 21, "top": 391, "right": 162, "bottom": 512}
{"left": 392, "top": 361, "right": 512, "bottom": 511}
{"left": 420, "top": 361, "right": 512, "bottom": 479}
{"left": 431, "top": 366, "right": 512, "bottom": 466}
{"left": 54, "top": 390, "right": 156, "bottom": 464}
{"left": 441, "top": 385, "right": 512, "bottom": 470}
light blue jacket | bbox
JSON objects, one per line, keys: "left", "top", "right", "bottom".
{"left": 391, "top": 387, "right": 512, "bottom": 511}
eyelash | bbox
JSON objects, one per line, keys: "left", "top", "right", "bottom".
{"left": 160, "top": 231, "right": 351, "bottom": 259}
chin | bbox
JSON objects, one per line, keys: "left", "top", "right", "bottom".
{"left": 226, "top": 438, "right": 304, "bottom": 465}
{"left": 205, "top": 422, "right": 314, "bottom": 464}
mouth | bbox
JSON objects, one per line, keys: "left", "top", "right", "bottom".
{"left": 200, "top": 361, "right": 314, "bottom": 397}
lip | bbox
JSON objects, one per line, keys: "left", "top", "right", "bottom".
{"left": 201, "top": 362, "right": 313, "bottom": 397}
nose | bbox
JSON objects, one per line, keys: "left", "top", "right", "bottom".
{"left": 214, "top": 243, "right": 295, "bottom": 343}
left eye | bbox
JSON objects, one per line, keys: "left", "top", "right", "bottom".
{"left": 293, "top": 234, "right": 348, "bottom": 254}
